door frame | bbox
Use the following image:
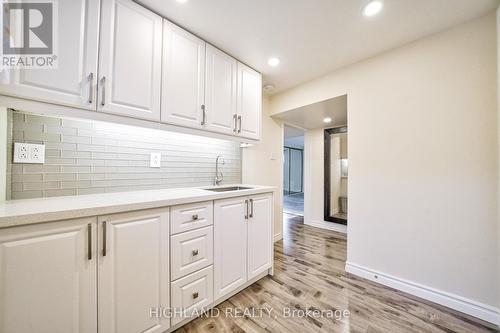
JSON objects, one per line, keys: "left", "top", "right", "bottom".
{"left": 324, "top": 126, "right": 348, "bottom": 225}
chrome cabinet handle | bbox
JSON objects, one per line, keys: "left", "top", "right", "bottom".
{"left": 192, "top": 249, "right": 199, "bottom": 256}
{"left": 192, "top": 292, "right": 199, "bottom": 299}
{"left": 102, "top": 221, "right": 107, "bottom": 256}
{"left": 192, "top": 214, "right": 199, "bottom": 221}
{"left": 233, "top": 114, "right": 237, "bottom": 132}
{"left": 88, "top": 73, "right": 94, "bottom": 104}
{"left": 237, "top": 115, "right": 242, "bottom": 133}
{"left": 245, "top": 199, "right": 249, "bottom": 219}
{"left": 100, "top": 77, "right": 106, "bottom": 106}
{"left": 201, "top": 105, "right": 206, "bottom": 125}
{"left": 87, "top": 223, "right": 92, "bottom": 260}
{"left": 249, "top": 199, "right": 254, "bottom": 218}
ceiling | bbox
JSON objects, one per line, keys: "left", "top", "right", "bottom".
{"left": 284, "top": 125, "right": 304, "bottom": 139}
{"left": 273, "top": 95, "right": 347, "bottom": 130}
{"left": 284, "top": 125, "right": 305, "bottom": 149}
{"left": 137, "top": 0, "right": 499, "bottom": 94}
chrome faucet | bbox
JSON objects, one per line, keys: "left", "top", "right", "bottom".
{"left": 214, "top": 155, "right": 225, "bottom": 186}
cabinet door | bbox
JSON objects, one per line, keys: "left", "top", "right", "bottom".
{"left": 161, "top": 20, "right": 205, "bottom": 128}
{"left": 98, "top": 0, "right": 162, "bottom": 121}
{"left": 0, "top": 0, "right": 100, "bottom": 110}
{"left": 205, "top": 45, "right": 237, "bottom": 135}
{"left": 237, "top": 62, "right": 262, "bottom": 140}
{"left": 0, "top": 218, "right": 97, "bottom": 333}
{"left": 247, "top": 194, "right": 273, "bottom": 279}
{"left": 214, "top": 197, "right": 247, "bottom": 300}
{"left": 98, "top": 208, "right": 169, "bottom": 333}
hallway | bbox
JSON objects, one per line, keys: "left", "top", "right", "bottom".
{"left": 283, "top": 192, "right": 304, "bottom": 215}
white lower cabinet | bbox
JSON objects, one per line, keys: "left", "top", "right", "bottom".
{"left": 213, "top": 197, "right": 248, "bottom": 300}
{"left": 171, "top": 226, "right": 214, "bottom": 280}
{"left": 247, "top": 194, "right": 273, "bottom": 279}
{"left": 0, "top": 217, "right": 98, "bottom": 333}
{"left": 98, "top": 208, "right": 170, "bottom": 333}
{"left": 214, "top": 193, "right": 273, "bottom": 301}
{"left": 171, "top": 265, "right": 214, "bottom": 326}
{"left": 0, "top": 192, "right": 272, "bottom": 332}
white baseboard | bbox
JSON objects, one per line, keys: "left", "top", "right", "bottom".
{"left": 273, "top": 233, "right": 282, "bottom": 242}
{"left": 345, "top": 262, "right": 500, "bottom": 326}
{"left": 306, "top": 220, "right": 347, "bottom": 234}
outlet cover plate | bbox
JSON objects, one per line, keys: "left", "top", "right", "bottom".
{"left": 150, "top": 152, "right": 161, "bottom": 168}
{"left": 13, "top": 143, "right": 45, "bottom": 164}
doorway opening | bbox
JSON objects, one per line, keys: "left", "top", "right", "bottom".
{"left": 283, "top": 125, "right": 304, "bottom": 216}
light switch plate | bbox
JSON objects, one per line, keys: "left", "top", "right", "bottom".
{"left": 150, "top": 152, "right": 161, "bottom": 168}
{"left": 13, "top": 143, "right": 45, "bottom": 164}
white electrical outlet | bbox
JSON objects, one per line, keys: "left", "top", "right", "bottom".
{"left": 13, "top": 143, "right": 45, "bottom": 164}
{"left": 150, "top": 152, "right": 161, "bottom": 168}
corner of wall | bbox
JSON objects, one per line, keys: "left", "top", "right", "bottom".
{"left": 0, "top": 107, "right": 8, "bottom": 202}
{"left": 242, "top": 95, "right": 284, "bottom": 239}
{"left": 496, "top": 4, "right": 500, "bottom": 311}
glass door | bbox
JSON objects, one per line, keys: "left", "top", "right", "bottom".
{"left": 283, "top": 147, "right": 303, "bottom": 195}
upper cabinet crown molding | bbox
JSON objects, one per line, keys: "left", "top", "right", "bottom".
{"left": 0, "top": 0, "right": 262, "bottom": 141}
{"left": 98, "top": 0, "right": 162, "bottom": 121}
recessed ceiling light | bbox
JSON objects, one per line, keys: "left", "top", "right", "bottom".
{"left": 362, "top": 0, "right": 383, "bottom": 17}
{"left": 323, "top": 117, "right": 332, "bottom": 123}
{"left": 263, "top": 84, "right": 275, "bottom": 92}
{"left": 176, "top": 0, "right": 188, "bottom": 3}
{"left": 268, "top": 57, "right": 280, "bottom": 67}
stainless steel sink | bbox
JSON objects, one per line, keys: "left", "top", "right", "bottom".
{"left": 205, "top": 186, "right": 253, "bottom": 192}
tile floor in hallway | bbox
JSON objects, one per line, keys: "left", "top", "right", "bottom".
{"left": 283, "top": 193, "right": 304, "bottom": 215}
{"left": 175, "top": 213, "right": 498, "bottom": 333}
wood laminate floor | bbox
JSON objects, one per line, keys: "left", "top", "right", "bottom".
{"left": 175, "top": 213, "right": 498, "bottom": 333}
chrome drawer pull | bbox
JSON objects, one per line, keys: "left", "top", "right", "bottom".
{"left": 88, "top": 73, "right": 94, "bottom": 104}
{"left": 192, "top": 249, "right": 199, "bottom": 256}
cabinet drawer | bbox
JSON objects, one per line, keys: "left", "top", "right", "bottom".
{"left": 171, "top": 226, "right": 213, "bottom": 280}
{"left": 171, "top": 265, "right": 213, "bottom": 325}
{"left": 171, "top": 201, "right": 213, "bottom": 235}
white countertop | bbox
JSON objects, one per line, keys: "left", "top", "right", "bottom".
{"left": 0, "top": 184, "right": 275, "bottom": 228}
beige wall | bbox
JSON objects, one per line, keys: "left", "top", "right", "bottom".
{"left": 497, "top": 5, "right": 500, "bottom": 314}
{"left": 0, "top": 107, "right": 7, "bottom": 202}
{"left": 271, "top": 13, "right": 499, "bottom": 310}
{"left": 242, "top": 96, "right": 284, "bottom": 240}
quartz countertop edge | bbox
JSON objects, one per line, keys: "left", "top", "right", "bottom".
{"left": 0, "top": 184, "right": 276, "bottom": 228}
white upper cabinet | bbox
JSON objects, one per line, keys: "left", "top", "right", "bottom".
{"left": 0, "top": 218, "right": 97, "bottom": 333}
{"left": 98, "top": 208, "right": 170, "bottom": 333}
{"left": 237, "top": 62, "right": 262, "bottom": 140}
{"left": 161, "top": 20, "right": 206, "bottom": 128}
{"left": 0, "top": 0, "right": 100, "bottom": 110}
{"left": 98, "top": 0, "right": 162, "bottom": 121}
{"left": 204, "top": 45, "right": 238, "bottom": 135}
{"left": 247, "top": 194, "right": 273, "bottom": 279}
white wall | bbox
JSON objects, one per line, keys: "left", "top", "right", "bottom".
{"left": 242, "top": 96, "right": 284, "bottom": 241}
{"left": 0, "top": 107, "right": 7, "bottom": 202}
{"left": 271, "top": 13, "right": 499, "bottom": 320}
